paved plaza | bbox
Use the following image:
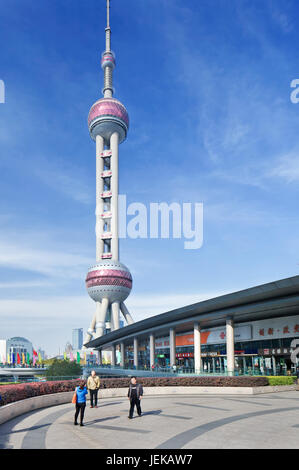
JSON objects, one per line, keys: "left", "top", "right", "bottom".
{"left": 1, "top": 392, "right": 299, "bottom": 449}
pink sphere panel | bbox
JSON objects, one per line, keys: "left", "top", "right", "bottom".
{"left": 86, "top": 269, "right": 132, "bottom": 289}
{"left": 88, "top": 99, "right": 129, "bottom": 128}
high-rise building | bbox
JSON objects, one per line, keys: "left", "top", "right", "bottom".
{"left": 72, "top": 328, "right": 83, "bottom": 350}
{"left": 84, "top": 0, "right": 134, "bottom": 345}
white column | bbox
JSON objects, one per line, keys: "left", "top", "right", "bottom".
{"left": 111, "top": 344, "right": 116, "bottom": 367}
{"left": 110, "top": 132, "right": 119, "bottom": 261}
{"left": 120, "top": 342, "right": 125, "bottom": 368}
{"left": 133, "top": 337, "right": 138, "bottom": 368}
{"left": 226, "top": 317, "right": 235, "bottom": 375}
{"left": 95, "top": 298, "right": 109, "bottom": 338}
{"left": 96, "top": 135, "right": 104, "bottom": 262}
{"left": 272, "top": 355, "right": 276, "bottom": 375}
{"left": 149, "top": 334, "right": 155, "bottom": 368}
{"left": 83, "top": 313, "right": 96, "bottom": 346}
{"left": 111, "top": 302, "right": 120, "bottom": 330}
{"left": 98, "top": 349, "right": 102, "bottom": 366}
{"left": 194, "top": 322, "right": 202, "bottom": 374}
{"left": 120, "top": 302, "right": 134, "bottom": 325}
{"left": 169, "top": 328, "right": 176, "bottom": 367}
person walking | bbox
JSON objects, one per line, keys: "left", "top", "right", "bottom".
{"left": 87, "top": 370, "right": 101, "bottom": 408}
{"left": 127, "top": 376, "right": 143, "bottom": 419}
{"left": 74, "top": 380, "right": 88, "bottom": 426}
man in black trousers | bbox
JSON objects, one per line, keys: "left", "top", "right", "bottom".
{"left": 127, "top": 376, "right": 143, "bottom": 419}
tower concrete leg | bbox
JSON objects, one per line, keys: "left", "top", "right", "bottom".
{"left": 111, "top": 301, "right": 120, "bottom": 330}
{"left": 120, "top": 302, "right": 134, "bottom": 325}
{"left": 83, "top": 311, "right": 97, "bottom": 346}
{"left": 95, "top": 298, "right": 109, "bottom": 338}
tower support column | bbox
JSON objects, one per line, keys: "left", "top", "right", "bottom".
{"left": 96, "top": 135, "right": 105, "bottom": 261}
{"left": 110, "top": 132, "right": 119, "bottom": 261}
{"left": 95, "top": 298, "right": 109, "bottom": 338}
{"left": 120, "top": 302, "right": 134, "bottom": 325}
{"left": 111, "top": 302, "right": 120, "bottom": 331}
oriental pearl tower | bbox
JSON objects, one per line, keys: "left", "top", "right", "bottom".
{"left": 84, "top": 0, "right": 134, "bottom": 345}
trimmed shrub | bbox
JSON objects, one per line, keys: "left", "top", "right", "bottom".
{"left": 0, "top": 379, "right": 81, "bottom": 406}
{"left": 267, "top": 376, "right": 297, "bottom": 386}
{"left": 0, "top": 376, "right": 269, "bottom": 407}
{"left": 99, "top": 376, "right": 269, "bottom": 389}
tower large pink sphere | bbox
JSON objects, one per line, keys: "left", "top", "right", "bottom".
{"left": 86, "top": 260, "right": 132, "bottom": 304}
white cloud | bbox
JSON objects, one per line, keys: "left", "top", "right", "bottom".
{"left": 269, "top": 152, "right": 299, "bottom": 183}
{"left": 35, "top": 164, "right": 92, "bottom": 205}
{"left": 0, "top": 238, "right": 92, "bottom": 279}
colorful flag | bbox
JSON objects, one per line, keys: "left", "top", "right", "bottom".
{"left": 38, "top": 352, "right": 42, "bottom": 363}
{"left": 70, "top": 351, "right": 74, "bottom": 361}
{"left": 22, "top": 353, "right": 25, "bottom": 365}
{"left": 17, "top": 353, "right": 21, "bottom": 365}
{"left": 84, "top": 352, "right": 87, "bottom": 365}
{"left": 64, "top": 352, "right": 67, "bottom": 360}
{"left": 7, "top": 353, "right": 10, "bottom": 364}
{"left": 33, "top": 350, "right": 37, "bottom": 366}
{"left": 27, "top": 352, "right": 30, "bottom": 365}
{"left": 77, "top": 352, "right": 81, "bottom": 364}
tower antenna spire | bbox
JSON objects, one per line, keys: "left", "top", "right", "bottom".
{"left": 105, "top": 0, "right": 111, "bottom": 53}
{"left": 107, "top": 0, "right": 110, "bottom": 29}
{"left": 102, "top": 0, "right": 114, "bottom": 96}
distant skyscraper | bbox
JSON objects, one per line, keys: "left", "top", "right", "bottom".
{"left": 72, "top": 329, "right": 83, "bottom": 350}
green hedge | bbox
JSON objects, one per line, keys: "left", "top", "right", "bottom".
{"left": 266, "top": 376, "right": 297, "bottom": 386}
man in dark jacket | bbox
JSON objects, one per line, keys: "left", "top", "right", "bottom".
{"left": 127, "top": 376, "right": 143, "bottom": 419}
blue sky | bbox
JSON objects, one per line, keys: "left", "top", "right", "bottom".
{"left": 0, "top": 0, "right": 299, "bottom": 356}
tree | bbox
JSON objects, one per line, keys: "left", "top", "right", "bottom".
{"left": 45, "top": 359, "right": 82, "bottom": 380}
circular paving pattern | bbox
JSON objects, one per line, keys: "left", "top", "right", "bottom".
{"left": 1, "top": 392, "right": 299, "bottom": 449}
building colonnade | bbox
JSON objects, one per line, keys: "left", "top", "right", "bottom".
{"left": 98, "top": 317, "right": 236, "bottom": 374}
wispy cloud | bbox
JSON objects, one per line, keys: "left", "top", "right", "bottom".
{"left": 269, "top": 151, "right": 299, "bottom": 183}
{"left": 0, "top": 233, "right": 92, "bottom": 280}
{"left": 35, "top": 161, "right": 93, "bottom": 205}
